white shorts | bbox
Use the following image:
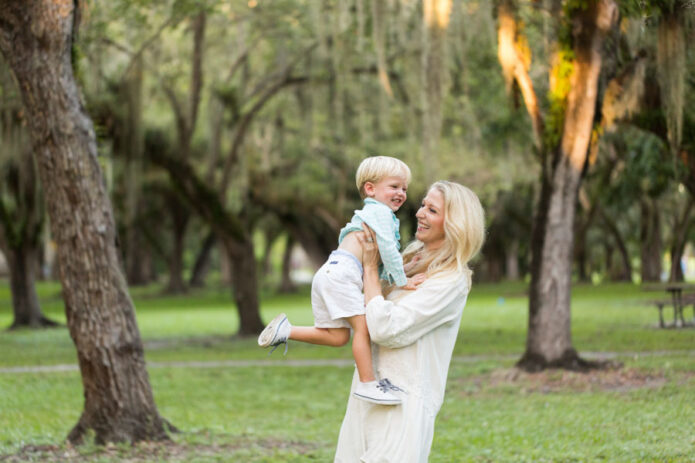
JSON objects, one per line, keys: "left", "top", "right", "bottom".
{"left": 311, "top": 250, "right": 365, "bottom": 329}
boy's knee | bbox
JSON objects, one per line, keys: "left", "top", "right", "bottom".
{"left": 335, "top": 330, "right": 351, "bottom": 347}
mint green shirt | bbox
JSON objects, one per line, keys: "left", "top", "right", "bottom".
{"left": 338, "top": 198, "right": 407, "bottom": 287}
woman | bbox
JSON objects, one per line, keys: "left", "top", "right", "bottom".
{"left": 334, "top": 181, "right": 485, "bottom": 462}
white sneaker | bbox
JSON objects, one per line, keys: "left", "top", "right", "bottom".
{"left": 258, "top": 313, "right": 292, "bottom": 355}
{"left": 353, "top": 378, "right": 403, "bottom": 405}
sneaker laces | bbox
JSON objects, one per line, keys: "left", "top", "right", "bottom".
{"left": 268, "top": 340, "right": 288, "bottom": 356}
{"left": 377, "top": 378, "right": 405, "bottom": 394}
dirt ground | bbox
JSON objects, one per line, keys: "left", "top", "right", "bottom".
{"left": 0, "top": 435, "right": 318, "bottom": 462}
{"left": 457, "top": 365, "right": 693, "bottom": 396}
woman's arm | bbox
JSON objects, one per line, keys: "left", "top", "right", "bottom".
{"left": 359, "top": 225, "right": 468, "bottom": 348}
{"left": 365, "top": 278, "right": 467, "bottom": 348}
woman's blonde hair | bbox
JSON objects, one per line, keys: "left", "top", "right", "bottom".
{"left": 355, "top": 156, "right": 412, "bottom": 199}
{"left": 402, "top": 181, "right": 485, "bottom": 281}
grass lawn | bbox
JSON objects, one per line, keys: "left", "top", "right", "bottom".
{"left": 1, "top": 279, "right": 694, "bottom": 462}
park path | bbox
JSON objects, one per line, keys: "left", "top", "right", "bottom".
{"left": 1, "top": 349, "right": 693, "bottom": 374}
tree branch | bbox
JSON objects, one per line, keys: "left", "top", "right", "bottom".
{"left": 218, "top": 43, "right": 317, "bottom": 193}
{"left": 187, "top": 11, "right": 205, "bottom": 145}
{"left": 148, "top": 148, "right": 246, "bottom": 243}
{"left": 496, "top": 0, "right": 544, "bottom": 153}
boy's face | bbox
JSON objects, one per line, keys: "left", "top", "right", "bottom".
{"left": 364, "top": 175, "right": 408, "bottom": 212}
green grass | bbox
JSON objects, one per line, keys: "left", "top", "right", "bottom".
{"left": 1, "top": 279, "right": 694, "bottom": 461}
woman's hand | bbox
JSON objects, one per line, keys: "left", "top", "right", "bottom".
{"left": 358, "top": 224, "right": 383, "bottom": 304}
{"left": 358, "top": 223, "right": 380, "bottom": 270}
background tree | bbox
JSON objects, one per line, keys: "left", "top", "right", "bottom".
{"left": 0, "top": 64, "right": 57, "bottom": 329}
{"left": 496, "top": 0, "right": 620, "bottom": 370}
{"left": 0, "top": 0, "right": 169, "bottom": 444}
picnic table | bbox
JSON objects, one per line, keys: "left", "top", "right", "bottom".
{"left": 642, "top": 283, "right": 695, "bottom": 328}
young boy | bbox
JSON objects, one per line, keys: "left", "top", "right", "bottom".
{"left": 258, "top": 156, "right": 424, "bottom": 405}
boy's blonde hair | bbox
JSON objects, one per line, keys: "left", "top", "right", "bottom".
{"left": 402, "top": 181, "right": 485, "bottom": 283}
{"left": 355, "top": 156, "right": 411, "bottom": 199}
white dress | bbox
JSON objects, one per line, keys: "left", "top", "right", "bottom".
{"left": 334, "top": 271, "right": 470, "bottom": 463}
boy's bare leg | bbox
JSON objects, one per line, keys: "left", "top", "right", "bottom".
{"left": 290, "top": 326, "right": 350, "bottom": 347}
{"left": 345, "top": 314, "right": 376, "bottom": 382}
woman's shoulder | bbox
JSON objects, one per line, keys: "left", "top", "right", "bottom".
{"left": 422, "top": 270, "right": 470, "bottom": 292}
{"left": 387, "top": 271, "right": 469, "bottom": 302}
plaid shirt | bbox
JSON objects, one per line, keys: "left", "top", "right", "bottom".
{"left": 338, "top": 198, "right": 407, "bottom": 287}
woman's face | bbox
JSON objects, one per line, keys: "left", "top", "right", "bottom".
{"left": 415, "top": 188, "right": 446, "bottom": 249}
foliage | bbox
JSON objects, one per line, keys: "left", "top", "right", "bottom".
{"left": 544, "top": 48, "right": 575, "bottom": 150}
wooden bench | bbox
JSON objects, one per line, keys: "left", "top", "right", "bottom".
{"left": 644, "top": 283, "right": 695, "bottom": 328}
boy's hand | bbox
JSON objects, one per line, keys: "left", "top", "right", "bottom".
{"left": 403, "top": 254, "right": 421, "bottom": 273}
{"left": 403, "top": 273, "right": 426, "bottom": 290}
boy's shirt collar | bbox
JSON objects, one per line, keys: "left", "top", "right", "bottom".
{"left": 364, "top": 197, "right": 387, "bottom": 208}
{"left": 362, "top": 198, "right": 400, "bottom": 242}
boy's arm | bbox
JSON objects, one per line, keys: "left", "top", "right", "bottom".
{"left": 373, "top": 232, "right": 407, "bottom": 286}
{"left": 357, "top": 204, "right": 407, "bottom": 287}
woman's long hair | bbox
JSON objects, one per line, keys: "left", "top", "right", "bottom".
{"left": 402, "top": 181, "right": 485, "bottom": 282}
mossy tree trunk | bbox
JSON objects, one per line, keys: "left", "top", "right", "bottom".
{"left": 0, "top": 0, "right": 169, "bottom": 444}
{"left": 497, "top": 0, "right": 618, "bottom": 370}
{"left": 520, "top": 0, "right": 618, "bottom": 371}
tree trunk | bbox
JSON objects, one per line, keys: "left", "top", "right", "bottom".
{"left": 126, "top": 224, "right": 152, "bottom": 286}
{"left": 223, "top": 236, "right": 264, "bottom": 335}
{"left": 165, "top": 196, "right": 188, "bottom": 294}
{"left": 220, "top": 245, "right": 233, "bottom": 285}
{"left": 481, "top": 238, "right": 505, "bottom": 282}
{"left": 518, "top": 0, "right": 617, "bottom": 372}
{"left": 189, "top": 231, "right": 215, "bottom": 287}
{"left": 287, "top": 222, "right": 333, "bottom": 269}
{"left": 575, "top": 235, "right": 589, "bottom": 282}
{"left": 505, "top": 239, "right": 520, "bottom": 281}
{"left": 670, "top": 241, "right": 686, "bottom": 282}
{"left": 148, "top": 148, "right": 266, "bottom": 334}
{"left": 520, "top": 153, "right": 584, "bottom": 370}
{"left": 574, "top": 207, "right": 595, "bottom": 283}
{"left": 599, "top": 207, "right": 632, "bottom": 282}
{"left": 614, "top": 236, "right": 632, "bottom": 282}
{"left": 421, "top": 0, "right": 452, "bottom": 182}
{"left": 279, "top": 235, "right": 297, "bottom": 293}
{"left": 5, "top": 244, "right": 57, "bottom": 329}
{"left": 574, "top": 192, "right": 599, "bottom": 283}
{"left": 123, "top": 57, "right": 147, "bottom": 286}
{"left": 0, "top": 1, "right": 169, "bottom": 444}
{"left": 604, "top": 242, "right": 614, "bottom": 278}
{"left": 161, "top": 12, "right": 205, "bottom": 294}
{"left": 640, "top": 198, "right": 662, "bottom": 282}
{"left": 669, "top": 198, "right": 693, "bottom": 283}
{"left": 261, "top": 228, "right": 280, "bottom": 277}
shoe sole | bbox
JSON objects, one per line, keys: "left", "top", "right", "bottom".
{"left": 352, "top": 392, "right": 402, "bottom": 405}
{"left": 258, "top": 313, "right": 288, "bottom": 347}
